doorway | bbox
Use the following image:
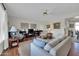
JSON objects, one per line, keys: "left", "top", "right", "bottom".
{"left": 75, "top": 22, "right": 79, "bottom": 40}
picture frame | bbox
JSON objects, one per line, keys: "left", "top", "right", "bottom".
{"left": 30, "top": 24, "right": 37, "bottom": 29}
{"left": 46, "top": 25, "right": 50, "bottom": 29}
{"left": 54, "top": 23, "right": 60, "bottom": 29}
{"left": 69, "top": 24, "right": 74, "bottom": 28}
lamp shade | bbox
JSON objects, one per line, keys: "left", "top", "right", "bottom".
{"left": 48, "top": 28, "right": 53, "bottom": 33}
{"left": 10, "top": 26, "right": 17, "bottom": 32}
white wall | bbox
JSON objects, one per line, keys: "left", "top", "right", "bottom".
{"left": 8, "top": 17, "right": 47, "bottom": 31}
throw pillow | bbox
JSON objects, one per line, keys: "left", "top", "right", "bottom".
{"left": 44, "top": 39, "right": 60, "bottom": 52}
{"left": 33, "top": 39, "right": 46, "bottom": 48}
{"left": 44, "top": 43, "right": 52, "bottom": 52}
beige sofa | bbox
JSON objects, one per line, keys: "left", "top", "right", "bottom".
{"left": 18, "top": 36, "right": 72, "bottom": 56}
{"left": 50, "top": 36, "right": 72, "bottom": 56}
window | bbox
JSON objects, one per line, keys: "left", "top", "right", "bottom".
{"left": 75, "top": 22, "right": 79, "bottom": 31}
{"left": 30, "top": 24, "right": 37, "bottom": 29}
{"left": 21, "top": 23, "right": 29, "bottom": 29}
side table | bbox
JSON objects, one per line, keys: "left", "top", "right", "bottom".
{"left": 9, "top": 37, "right": 19, "bottom": 48}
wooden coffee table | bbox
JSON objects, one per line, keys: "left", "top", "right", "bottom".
{"left": 9, "top": 37, "right": 19, "bottom": 48}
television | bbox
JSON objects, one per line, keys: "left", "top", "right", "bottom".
{"left": 28, "top": 29, "right": 34, "bottom": 34}
{"left": 19, "top": 31, "right": 26, "bottom": 35}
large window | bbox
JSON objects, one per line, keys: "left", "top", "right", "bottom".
{"left": 75, "top": 22, "right": 79, "bottom": 31}
{"left": 21, "top": 23, "right": 29, "bottom": 29}
{"left": 30, "top": 24, "right": 37, "bottom": 29}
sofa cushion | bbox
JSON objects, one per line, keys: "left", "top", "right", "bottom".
{"left": 33, "top": 39, "right": 46, "bottom": 48}
{"left": 49, "top": 48, "right": 56, "bottom": 56}
{"left": 44, "top": 39, "right": 63, "bottom": 52}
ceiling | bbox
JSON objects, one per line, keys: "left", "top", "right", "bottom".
{"left": 4, "top": 3, "right": 79, "bottom": 22}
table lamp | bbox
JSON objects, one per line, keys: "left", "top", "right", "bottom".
{"left": 10, "top": 26, "right": 17, "bottom": 39}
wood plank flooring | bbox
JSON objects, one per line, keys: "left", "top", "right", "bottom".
{"left": 1, "top": 40, "right": 32, "bottom": 56}
{"left": 68, "top": 42, "right": 79, "bottom": 56}
{"left": 1, "top": 38, "right": 79, "bottom": 56}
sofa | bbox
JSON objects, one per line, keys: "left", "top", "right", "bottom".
{"left": 30, "top": 36, "right": 72, "bottom": 56}
{"left": 18, "top": 36, "right": 72, "bottom": 56}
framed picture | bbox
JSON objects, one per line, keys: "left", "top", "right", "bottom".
{"left": 46, "top": 25, "right": 50, "bottom": 29}
{"left": 69, "top": 24, "right": 74, "bottom": 28}
{"left": 30, "top": 24, "right": 37, "bottom": 29}
{"left": 21, "top": 23, "right": 29, "bottom": 29}
{"left": 54, "top": 23, "right": 60, "bottom": 29}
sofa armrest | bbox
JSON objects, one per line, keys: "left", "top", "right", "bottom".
{"left": 53, "top": 36, "right": 72, "bottom": 56}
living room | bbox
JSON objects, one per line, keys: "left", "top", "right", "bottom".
{"left": 0, "top": 3, "right": 79, "bottom": 56}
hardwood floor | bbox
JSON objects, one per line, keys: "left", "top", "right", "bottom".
{"left": 1, "top": 47, "right": 19, "bottom": 56}
{"left": 1, "top": 37, "right": 32, "bottom": 56}
{"left": 1, "top": 39, "right": 32, "bottom": 56}
{"left": 1, "top": 38, "right": 79, "bottom": 56}
{"left": 68, "top": 42, "right": 79, "bottom": 56}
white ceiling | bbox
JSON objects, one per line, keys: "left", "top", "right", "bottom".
{"left": 4, "top": 3, "right": 79, "bottom": 22}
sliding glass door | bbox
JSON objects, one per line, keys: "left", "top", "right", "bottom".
{"left": 75, "top": 22, "right": 79, "bottom": 40}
